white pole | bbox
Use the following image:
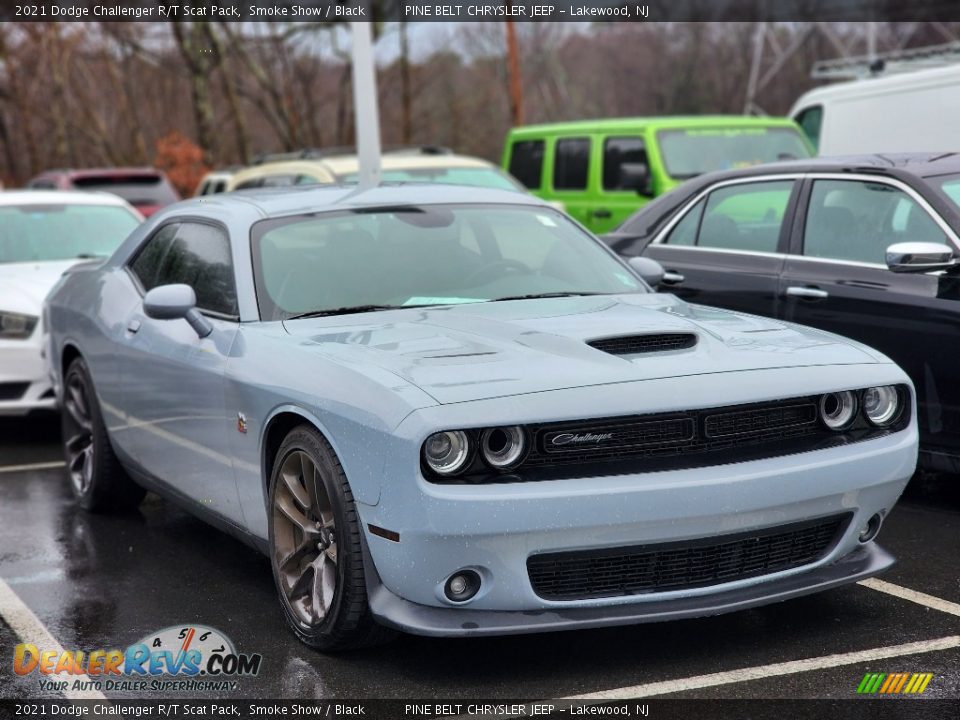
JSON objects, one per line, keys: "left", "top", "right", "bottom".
{"left": 351, "top": 21, "right": 382, "bottom": 190}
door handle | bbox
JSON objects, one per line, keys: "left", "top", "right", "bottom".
{"left": 662, "top": 271, "right": 685, "bottom": 285}
{"left": 592, "top": 208, "right": 612, "bottom": 219}
{"left": 126, "top": 319, "right": 141, "bottom": 334}
{"left": 785, "top": 286, "right": 829, "bottom": 300}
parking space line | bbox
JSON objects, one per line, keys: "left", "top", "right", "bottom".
{"left": 860, "top": 578, "right": 960, "bottom": 618}
{"left": 0, "top": 461, "right": 65, "bottom": 475}
{"left": 563, "top": 635, "right": 960, "bottom": 700}
{"left": 0, "top": 577, "right": 107, "bottom": 700}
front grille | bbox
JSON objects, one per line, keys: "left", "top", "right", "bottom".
{"left": 527, "top": 514, "right": 850, "bottom": 600}
{"left": 0, "top": 383, "right": 29, "bottom": 401}
{"left": 525, "top": 396, "right": 823, "bottom": 467}
{"left": 588, "top": 333, "right": 696, "bottom": 356}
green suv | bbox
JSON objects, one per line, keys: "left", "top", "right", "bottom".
{"left": 502, "top": 116, "right": 813, "bottom": 233}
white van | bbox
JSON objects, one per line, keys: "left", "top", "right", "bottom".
{"left": 789, "top": 64, "right": 960, "bottom": 154}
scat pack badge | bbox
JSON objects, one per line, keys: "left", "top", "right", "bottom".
{"left": 13, "top": 624, "right": 262, "bottom": 693}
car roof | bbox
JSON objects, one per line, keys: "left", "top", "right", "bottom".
{"left": 0, "top": 189, "right": 140, "bottom": 207}
{"left": 321, "top": 153, "right": 499, "bottom": 174}
{"left": 688, "top": 153, "right": 960, "bottom": 182}
{"left": 184, "top": 182, "right": 545, "bottom": 218}
{"left": 508, "top": 115, "right": 802, "bottom": 137}
{"left": 34, "top": 167, "right": 165, "bottom": 179}
{"left": 791, "top": 65, "right": 960, "bottom": 109}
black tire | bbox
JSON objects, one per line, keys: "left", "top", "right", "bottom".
{"left": 268, "top": 425, "right": 395, "bottom": 652}
{"left": 61, "top": 357, "right": 145, "bottom": 513}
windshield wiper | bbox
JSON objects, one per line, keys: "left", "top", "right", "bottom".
{"left": 489, "top": 292, "right": 612, "bottom": 303}
{"left": 287, "top": 304, "right": 402, "bottom": 320}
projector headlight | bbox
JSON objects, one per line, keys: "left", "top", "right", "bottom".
{"left": 423, "top": 431, "right": 471, "bottom": 476}
{"left": 863, "top": 386, "right": 901, "bottom": 427}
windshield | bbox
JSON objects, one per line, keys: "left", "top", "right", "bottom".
{"left": 340, "top": 167, "right": 524, "bottom": 191}
{"left": 0, "top": 204, "right": 141, "bottom": 264}
{"left": 71, "top": 175, "right": 179, "bottom": 206}
{"left": 657, "top": 127, "right": 812, "bottom": 180}
{"left": 934, "top": 174, "right": 960, "bottom": 210}
{"left": 252, "top": 204, "right": 645, "bottom": 320}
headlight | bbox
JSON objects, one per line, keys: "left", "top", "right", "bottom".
{"left": 820, "top": 391, "right": 857, "bottom": 430}
{"left": 0, "top": 312, "right": 38, "bottom": 340}
{"left": 481, "top": 426, "right": 527, "bottom": 469}
{"left": 423, "top": 431, "right": 471, "bottom": 476}
{"left": 863, "top": 386, "right": 901, "bottom": 426}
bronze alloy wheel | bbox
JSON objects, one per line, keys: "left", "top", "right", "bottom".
{"left": 272, "top": 449, "right": 339, "bottom": 627}
{"left": 267, "top": 426, "right": 394, "bottom": 651}
{"left": 63, "top": 369, "right": 95, "bottom": 497}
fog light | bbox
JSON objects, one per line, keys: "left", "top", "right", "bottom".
{"left": 444, "top": 570, "right": 481, "bottom": 602}
{"left": 820, "top": 391, "right": 857, "bottom": 431}
{"left": 859, "top": 513, "right": 883, "bottom": 543}
{"left": 863, "top": 386, "right": 900, "bottom": 427}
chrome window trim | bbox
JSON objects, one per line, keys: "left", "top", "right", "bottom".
{"left": 651, "top": 172, "right": 960, "bottom": 269}
{"left": 651, "top": 174, "right": 803, "bottom": 250}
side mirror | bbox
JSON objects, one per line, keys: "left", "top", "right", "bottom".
{"left": 143, "top": 284, "right": 212, "bottom": 338}
{"left": 885, "top": 242, "right": 957, "bottom": 274}
{"left": 627, "top": 256, "right": 665, "bottom": 288}
{"left": 619, "top": 162, "right": 653, "bottom": 196}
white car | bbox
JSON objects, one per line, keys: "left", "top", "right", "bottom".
{"left": 0, "top": 191, "right": 142, "bottom": 415}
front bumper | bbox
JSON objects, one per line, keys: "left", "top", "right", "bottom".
{"left": 355, "top": 365, "right": 917, "bottom": 635}
{"left": 0, "top": 338, "right": 55, "bottom": 415}
{"left": 367, "top": 542, "right": 893, "bottom": 637}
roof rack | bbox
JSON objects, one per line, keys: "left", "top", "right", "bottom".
{"left": 251, "top": 144, "right": 453, "bottom": 165}
{"left": 812, "top": 41, "right": 960, "bottom": 80}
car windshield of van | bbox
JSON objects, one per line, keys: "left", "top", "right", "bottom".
{"left": 0, "top": 204, "right": 141, "bottom": 263}
{"left": 658, "top": 127, "right": 812, "bottom": 180}
{"left": 252, "top": 204, "right": 646, "bottom": 320}
{"left": 933, "top": 175, "right": 960, "bottom": 210}
{"left": 340, "top": 167, "right": 524, "bottom": 191}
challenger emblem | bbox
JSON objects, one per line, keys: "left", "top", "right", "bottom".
{"left": 550, "top": 432, "right": 615, "bottom": 446}
{"left": 237, "top": 412, "right": 248, "bottom": 434}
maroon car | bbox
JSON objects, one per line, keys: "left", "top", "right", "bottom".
{"left": 27, "top": 168, "right": 180, "bottom": 217}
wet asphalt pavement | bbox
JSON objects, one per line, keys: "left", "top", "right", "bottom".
{"left": 1, "top": 413, "right": 959, "bottom": 702}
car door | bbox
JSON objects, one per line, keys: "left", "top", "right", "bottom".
{"left": 550, "top": 136, "right": 595, "bottom": 230}
{"left": 778, "top": 175, "right": 960, "bottom": 463}
{"left": 643, "top": 177, "right": 799, "bottom": 317}
{"left": 597, "top": 135, "right": 652, "bottom": 232}
{"left": 118, "top": 220, "right": 244, "bottom": 523}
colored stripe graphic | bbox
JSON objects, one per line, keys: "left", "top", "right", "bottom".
{"left": 858, "top": 672, "right": 933, "bottom": 694}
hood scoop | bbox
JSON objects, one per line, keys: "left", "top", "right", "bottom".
{"left": 588, "top": 333, "right": 697, "bottom": 356}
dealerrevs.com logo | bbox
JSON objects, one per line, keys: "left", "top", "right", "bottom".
{"left": 13, "top": 624, "right": 262, "bottom": 693}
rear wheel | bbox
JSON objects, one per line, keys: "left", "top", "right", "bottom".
{"left": 61, "top": 357, "right": 145, "bottom": 512}
{"left": 268, "top": 425, "right": 394, "bottom": 652}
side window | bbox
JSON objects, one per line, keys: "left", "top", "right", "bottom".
{"left": 507, "top": 140, "right": 545, "bottom": 189}
{"left": 30, "top": 179, "right": 57, "bottom": 189}
{"left": 130, "top": 223, "right": 180, "bottom": 291}
{"left": 664, "top": 199, "right": 705, "bottom": 247}
{"left": 794, "top": 106, "right": 822, "bottom": 152}
{"left": 235, "top": 179, "right": 263, "bottom": 191}
{"left": 155, "top": 223, "right": 239, "bottom": 317}
{"left": 698, "top": 181, "right": 794, "bottom": 252}
{"left": 603, "top": 137, "right": 647, "bottom": 191}
{"left": 553, "top": 137, "right": 590, "bottom": 191}
{"left": 803, "top": 179, "right": 946, "bottom": 265}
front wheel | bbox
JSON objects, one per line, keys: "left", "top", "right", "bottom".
{"left": 268, "top": 426, "right": 394, "bottom": 652}
{"left": 61, "top": 357, "right": 145, "bottom": 512}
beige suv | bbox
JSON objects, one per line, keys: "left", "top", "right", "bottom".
{"left": 227, "top": 147, "right": 524, "bottom": 192}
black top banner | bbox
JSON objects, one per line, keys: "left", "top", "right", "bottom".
{"left": 3, "top": 0, "right": 960, "bottom": 23}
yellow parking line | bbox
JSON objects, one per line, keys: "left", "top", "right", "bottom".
{"left": 0, "top": 461, "right": 65, "bottom": 475}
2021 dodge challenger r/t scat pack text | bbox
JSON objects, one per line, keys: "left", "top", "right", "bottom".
{"left": 44, "top": 185, "right": 918, "bottom": 651}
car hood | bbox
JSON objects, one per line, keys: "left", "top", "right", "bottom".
{"left": 282, "top": 294, "right": 882, "bottom": 405}
{"left": 0, "top": 260, "right": 79, "bottom": 314}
